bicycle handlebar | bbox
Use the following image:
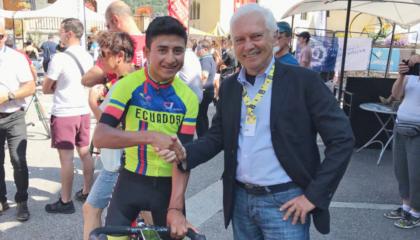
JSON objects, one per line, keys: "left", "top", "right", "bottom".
{"left": 89, "top": 226, "right": 206, "bottom": 240}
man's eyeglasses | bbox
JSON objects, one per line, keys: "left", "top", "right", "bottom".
{"left": 0, "top": 35, "right": 4, "bottom": 40}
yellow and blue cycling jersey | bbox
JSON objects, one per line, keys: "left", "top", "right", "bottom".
{"left": 100, "top": 68, "right": 199, "bottom": 177}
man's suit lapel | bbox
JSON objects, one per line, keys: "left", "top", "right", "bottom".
{"left": 230, "top": 76, "right": 243, "bottom": 152}
{"left": 270, "top": 61, "right": 290, "bottom": 124}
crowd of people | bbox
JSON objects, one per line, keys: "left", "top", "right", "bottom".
{"left": 0, "top": 1, "right": 419, "bottom": 239}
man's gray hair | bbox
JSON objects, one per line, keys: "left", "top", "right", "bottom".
{"left": 61, "top": 18, "right": 84, "bottom": 39}
{"left": 230, "top": 3, "right": 277, "bottom": 35}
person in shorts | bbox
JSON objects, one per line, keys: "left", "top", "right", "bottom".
{"left": 42, "top": 18, "right": 94, "bottom": 214}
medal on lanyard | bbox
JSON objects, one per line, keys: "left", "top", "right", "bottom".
{"left": 242, "top": 65, "right": 274, "bottom": 136}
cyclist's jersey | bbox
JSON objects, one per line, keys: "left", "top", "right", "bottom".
{"left": 100, "top": 68, "right": 199, "bottom": 177}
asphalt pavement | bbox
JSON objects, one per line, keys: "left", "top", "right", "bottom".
{"left": 1, "top": 93, "right": 419, "bottom": 240}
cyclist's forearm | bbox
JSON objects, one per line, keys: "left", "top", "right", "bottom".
{"left": 93, "top": 123, "right": 156, "bottom": 149}
{"left": 169, "top": 166, "right": 190, "bottom": 209}
{"left": 14, "top": 80, "right": 36, "bottom": 99}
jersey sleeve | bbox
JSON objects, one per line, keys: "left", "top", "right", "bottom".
{"left": 179, "top": 94, "right": 199, "bottom": 136}
{"left": 99, "top": 80, "right": 131, "bottom": 127}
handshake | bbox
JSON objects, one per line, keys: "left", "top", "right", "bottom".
{"left": 151, "top": 132, "right": 187, "bottom": 164}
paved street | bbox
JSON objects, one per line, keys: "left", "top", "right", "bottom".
{"left": 1, "top": 93, "right": 419, "bottom": 240}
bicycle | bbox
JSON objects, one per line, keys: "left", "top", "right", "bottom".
{"left": 89, "top": 221, "right": 206, "bottom": 240}
{"left": 25, "top": 89, "right": 51, "bottom": 139}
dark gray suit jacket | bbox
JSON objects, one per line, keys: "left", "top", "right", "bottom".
{"left": 184, "top": 60, "right": 354, "bottom": 234}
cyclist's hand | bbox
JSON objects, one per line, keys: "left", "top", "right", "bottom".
{"left": 150, "top": 132, "right": 176, "bottom": 150}
{"left": 280, "top": 194, "right": 315, "bottom": 225}
{"left": 167, "top": 209, "right": 188, "bottom": 239}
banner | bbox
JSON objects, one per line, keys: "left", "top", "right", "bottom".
{"left": 295, "top": 36, "right": 339, "bottom": 72}
{"left": 335, "top": 37, "right": 372, "bottom": 71}
{"left": 369, "top": 48, "right": 400, "bottom": 72}
{"left": 168, "top": 0, "right": 189, "bottom": 28}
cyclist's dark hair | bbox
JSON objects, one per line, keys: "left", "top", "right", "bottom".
{"left": 145, "top": 16, "right": 187, "bottom": 49}
{"left": 97, "top": 31, "right": 134, "bottom": 63}
{"left": 61, "top": 18, "right": 84, "bottom": 39}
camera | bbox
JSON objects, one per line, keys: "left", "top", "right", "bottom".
{"left": 402, "top": 59, "right": 420, "bottom": 76}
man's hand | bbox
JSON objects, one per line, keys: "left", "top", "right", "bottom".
{"left": 167, "top": 209, "right": 199, "bottom": 239}
{"left": 280, "top": 195, "right": 315, "bottom": 225}
{"left": 154, "top": 136, "right": 186, "bottom": 164}
{"left": 399, "top": 63, "right": 410, "bottom": 75}
{"left": 0, "top": 93, "right": 8, "bottom": 105}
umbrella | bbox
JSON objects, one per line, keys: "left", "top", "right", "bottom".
{"left": 284, "top": 0, "right": 420, "bottom": 26}
{"left": 283, "top": 0, "right": 420, "bottom": 101}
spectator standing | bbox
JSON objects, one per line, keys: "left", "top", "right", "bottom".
{"left": 42, "top": 18, "right": 94, "bottom": 214}
{"left": 0, "top": 18, "right": 35, "bottom": 221}
{"left": 275, "top": 21, "right": 298, "bottom": 65}
{"left": 82, "top": 0, "right": 145, "bottom": 87}
{"left": 24, "top": 39, "right": 39, "bottom": 60}
{"left": 196, "top": 39, "right": 216, "bottom": 137}
{"left": 40, "top": 33, "right": 57, "bottom": 72}
{"left": 384, "top": 55, "right": 420, "bottom": 229}
{"left": 178, "top": 39, "right": 203, "bottom": 102}
{"left": 296, "top": 31, "right": 312, "bottom": 68}
{"left": 89, "top": 34, "right": 99, "bottom": 63}
{"left": 220, "top": 36, "right": 237, "bottom": 79}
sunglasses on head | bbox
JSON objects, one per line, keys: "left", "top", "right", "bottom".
{"left": 100, "top": 50, "right": 109, "bottom": 58}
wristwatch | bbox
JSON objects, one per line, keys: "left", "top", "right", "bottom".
{"left": 7, "top": 92, "right": 16, "bottom": 101}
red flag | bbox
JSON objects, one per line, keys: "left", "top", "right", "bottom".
{"left": 168, "top": 0, "right": 189, "bottom": 28}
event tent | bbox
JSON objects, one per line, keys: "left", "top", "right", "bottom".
{"left": 283, "top": 0, "right": 420, "bottom": 27}
{"left": 283, "top": 0, "right": 420, "bottom": 100}
{"left": 0, "top": 0, "right": 104, "bottom": 22}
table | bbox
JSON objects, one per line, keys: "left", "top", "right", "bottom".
{"left": 356, "top": 103, "right": 397, "bottom": 165}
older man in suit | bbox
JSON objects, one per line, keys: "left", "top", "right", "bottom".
{"left": 164, "top": 3, "right": 354, "bottom": 240}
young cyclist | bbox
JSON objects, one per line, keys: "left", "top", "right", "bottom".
{"left": 92, "top": 16, "right": 198, "bottom": 240}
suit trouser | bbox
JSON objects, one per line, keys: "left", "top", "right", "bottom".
{"left": 196, "top": 90, "right": 214, "bottom": 137}
{"left": 393, "top": 129, "right": 420, "bottom": 210}
{"left": 0, "top": 110, "right": 29, "bottom": 203}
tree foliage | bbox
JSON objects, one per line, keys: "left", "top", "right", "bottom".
{"left": 123, "top": 0, "right": 168, "bottom": 17}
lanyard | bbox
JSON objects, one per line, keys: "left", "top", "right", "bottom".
{"left": 242, "top": 65, "right": 274, "bottom": 124}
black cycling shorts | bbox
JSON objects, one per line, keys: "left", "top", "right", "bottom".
{"left": 105, "top": 169, "right": 173, "bottom": 239}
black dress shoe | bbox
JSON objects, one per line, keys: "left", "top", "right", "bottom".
{"left": 16, "top": 201, "right": 30, "bottom": 221}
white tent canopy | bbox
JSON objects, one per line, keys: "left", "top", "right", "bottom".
{"left": 283, "top": 0, "right": 420, "bottom": 26}
{"left": 0, "top": 0, "right": 104, "bottom": 22}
